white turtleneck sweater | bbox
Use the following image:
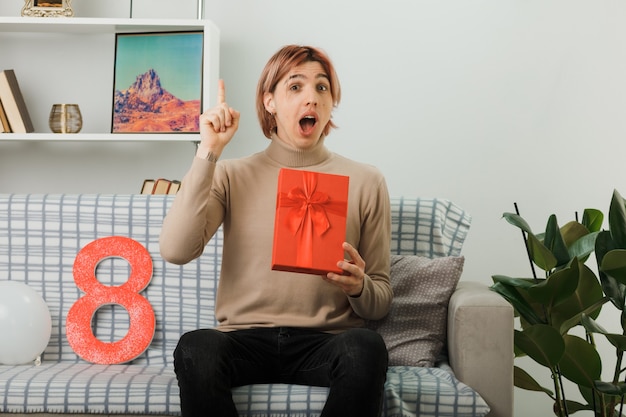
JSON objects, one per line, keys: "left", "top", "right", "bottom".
{"left": 159, "top": 139, "right": 392, "bottom": 333}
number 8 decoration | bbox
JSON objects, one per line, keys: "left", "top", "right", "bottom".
{"left": 66, "top": 236, "right": 155, "bottom": 364}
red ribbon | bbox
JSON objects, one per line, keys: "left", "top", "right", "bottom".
{"left": 277, "top": 171, "right": 347, "bottom": 268}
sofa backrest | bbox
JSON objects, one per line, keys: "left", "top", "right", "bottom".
{"left": 0, "top": 194, "right": 470, "bottom": 366}
{"left": 389, "top": 196, "right": 470, "bottom": 258}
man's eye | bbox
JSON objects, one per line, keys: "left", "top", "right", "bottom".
{"left": 318, "top": 84, "right": 329, "bottom": 92}
{"left": 290, "top": 84, "right": 300, "bottom": 91}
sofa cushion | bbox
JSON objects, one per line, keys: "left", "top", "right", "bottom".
{"left": 231, "top": 365, "right": 489, "bottom": 417}
{"left": 390, "top": 197, "right": 471, "bottom": 258}
{"left": 382, "top": 364, "right": 489, "bottom": 417}
{"left": 0, "top": 362, "right": 488, "bottom": 417}
{"left": 0, "top": 363, "right": 179, "bottom": 414}
{"left": 368, "top": 255, "right": 465, "bottom": 367}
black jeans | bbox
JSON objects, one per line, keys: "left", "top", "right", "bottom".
{"left": 173, "top": 327, "right": 388, "bottom": 417}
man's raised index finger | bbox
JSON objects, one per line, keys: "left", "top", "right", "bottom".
{"left": 217, "top": 79, "right": 226, "bottom": 104}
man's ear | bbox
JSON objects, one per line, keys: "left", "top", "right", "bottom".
{"left": 263, "top": 93, "right": 275, "bottom": 114}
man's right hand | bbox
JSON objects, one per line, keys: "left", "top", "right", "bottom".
{"left": 196, "top": 79, "right": 240, "bottom": 159}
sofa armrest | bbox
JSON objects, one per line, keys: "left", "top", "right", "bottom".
{"left": 447, "top": 280, "right": 514, "bottom": 417}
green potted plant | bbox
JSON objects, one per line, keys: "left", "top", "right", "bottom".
{"left": 491, "top": 189, "right": 626, "bottom": 416}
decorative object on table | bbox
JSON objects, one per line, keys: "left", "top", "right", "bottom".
{"left": 21, "top": 0, "right": 74, "bottom": 18}
{"left": 0, "top": 281, "right": 52, "bottom": 365}
{"left": 111, "top": 31, "right": 204, "bottom": 134}
{"left": 0, "top": 69, "right": 34, "bottom": 133}
{"left": 491, "top": 189, "right": 626, "bottom": 417}
{"left": 48, "top": 103, "right": 82, "bottom": 133}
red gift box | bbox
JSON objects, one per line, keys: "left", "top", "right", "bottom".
{"left": 272, "top": 168, "right": 349, "bottom": 275}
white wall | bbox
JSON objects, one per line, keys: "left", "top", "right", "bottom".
{"left": 3, "top": 1, "right": 626, "bottom": 415}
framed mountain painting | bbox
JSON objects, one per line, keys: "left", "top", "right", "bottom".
{"left": 112, "top": 31, "right": 203, "bottom": 133}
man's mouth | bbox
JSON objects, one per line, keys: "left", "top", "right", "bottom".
{"left": 299, "top": 115, "right": 317, "bottom": 134}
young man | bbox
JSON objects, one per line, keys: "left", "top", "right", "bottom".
{"left": 160, "top": 45, "right": 392, "bottom": 417}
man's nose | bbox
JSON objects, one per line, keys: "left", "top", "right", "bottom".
{"left": 305, "top": 86, "right": 318, "bottom": 105}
